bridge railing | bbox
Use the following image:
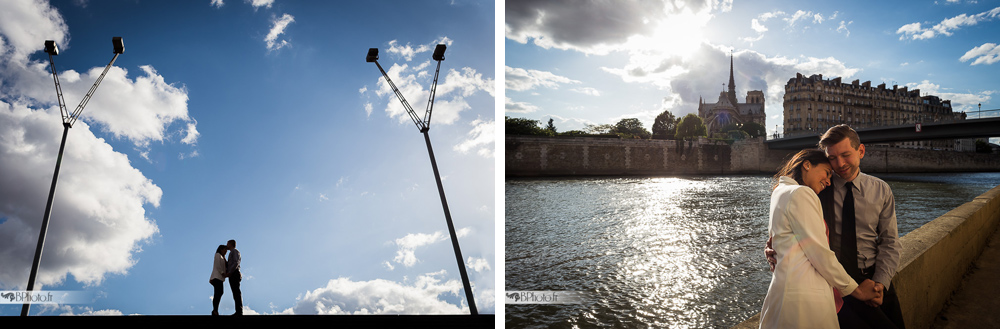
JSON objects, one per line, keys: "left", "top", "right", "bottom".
{"left": 770, "top": 109, "right": 1000, "bottom": 140}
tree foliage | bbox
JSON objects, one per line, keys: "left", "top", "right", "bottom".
{"left": 675, "top": 113, "right": 707, "bottom": 140}
{"left": 584, "top": 123, "right": 614, "bottom": 135}
{"left": 741, "top": 122, "right": 767, "bottom": 138}
{"left": 505, "top": 116, "right": 552, "bottom": 136}
{"left": 545, "top": 118, "right": 557, "bottom": 134}
{"left": 611, "top": 118, "right": 651, "bottom": 139}
{"left": 652, "top": 110, "right": 677, "bottom": 140}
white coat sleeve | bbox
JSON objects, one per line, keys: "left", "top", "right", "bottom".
{"left": 785, "top": 187, "right": 859, "bottom": 296}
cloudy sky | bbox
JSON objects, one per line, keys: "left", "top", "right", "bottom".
{"left": 0, "top": 0, "right": 494, "bottom": 315}
{"left": 505, "top": 0, "right": 999, "bottom": 135}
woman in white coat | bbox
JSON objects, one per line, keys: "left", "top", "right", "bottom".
{"left": 760, "top": 149, "right": 879, "bottom": 329}
{"left": 210, "top": 244, "right": 228, "bottom": 316}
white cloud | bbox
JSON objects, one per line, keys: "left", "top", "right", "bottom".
{"left": 905, "top": 80, "right": 993, "bottom": 112}
{"left": 181, "top": 121, "right": 200, "bottom": 145}
{"left": 0, "top": 0, "right": 193, "bottom": 290}
{"left": 837, "top": 20, "right": 852, "bottom": 37}
{"left": 453, "top": 118, "right": 494, "bottom": 158}
{"left": 504, "top": 97, "right": 539, "bottom": 113}
{"left": 265, "top": 13, "right": 295, "bottom": 51}
{"left": 385, "top": 37, "right": 453, "bottom": 62}
{"left": 283, "top": 271, "right": 469, "bottom": 314}
{"left": 0, "top": 102, "right": 161, "bottom": 288}
{"left": 364, "top": 102, "right": 373, "bottom": 117}
{"left": 960, "top": 43, "right": 1000, "bottom": 65}
{"left": 245, "top": 0, "right": 273, "bottom": 9}
{"left": 505, "top": 66, "right": 580, "bottom": 91}
{"left": 466, "top": 257, "right": 491, "bottom": 273}
{"left": 392, "top": 231, "right": 446, "bottom": 267}
{"left": 572, "top": 87, "right": 601, "bottom": 96}
{"left": 506, "top": 0, "right": 731, "bottom": 55}
{"left": 210, "top": 0, "right": 224, "bottom": 8}
{"left": 897, "top": 6, "right": 1000, "bottom": 40}
{"left": 367, "top": 40, "right": 493, "bottom": 126}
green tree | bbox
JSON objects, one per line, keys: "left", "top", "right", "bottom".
{"left": 611, "top": 118, "right": 651, "bottom": 139}
{"left": 652, "top": 110, "right": 677, "bottom": 140}
{"left": 975, "top": 139, "right": 992, "bottom": 153}
{"left": 740, "top": 122, "right": 767, "bottom": 138}
{"left": 584, "top": 123, "right": 614, "bottom": 134}
{"left": 675, "top": 113, "right": 707, "bottom": 140}
{"left": 545, "top": 118, "right": 557, "bottom": 134}
{"left": 505, "top": 116, "right": 550, "bottom": 136}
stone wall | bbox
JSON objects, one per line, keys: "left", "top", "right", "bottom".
{"left": 505, "top": 136, "right": 1000, "bottom": 177}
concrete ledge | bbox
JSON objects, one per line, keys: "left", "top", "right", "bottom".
{"left": 733, "top": 184, "right": 1000, "bottom": 329}
{"left": 2, "top": 314, "right": 495, "bottom": 327}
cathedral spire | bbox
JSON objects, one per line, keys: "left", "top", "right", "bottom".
{"left": 728, "top": 54, "right": 736, "bottom": 95}
{"left": 728, "top": 53, "right": 737, "bottom": 106}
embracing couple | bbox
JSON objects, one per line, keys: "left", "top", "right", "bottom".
{"left": 760, "top": 125, "right": 905, "bottom": 329}
{"left": 209, "top": 239, "right": 243, "bottom": 316}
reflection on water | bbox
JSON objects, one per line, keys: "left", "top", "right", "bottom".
{"left": 505, "top": 173, "right": 1000, "bottom": 328}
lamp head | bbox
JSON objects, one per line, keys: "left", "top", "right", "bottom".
{"left": 45, "top": 40, "right": 59, "bottom": 56}
{"left": 366, "top": 48, "right": 379, "bottom": 63}
{"left": 112, "top": 37, "right": 124, "bottom": 54}
{"left": 432, "top": 44, "right": 446, "bottom": 61}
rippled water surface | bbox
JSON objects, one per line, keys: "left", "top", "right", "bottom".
{"left": 505, "top": 173, "right": 1000, "bottom": 328}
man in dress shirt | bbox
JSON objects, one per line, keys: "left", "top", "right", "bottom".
{"left": 819, "top": 125, "right": 903, "bottom": 329}
{"left": 226, "top": 239, "right": 243, "bottom": 316}
{"left": 767, "top": 124, "right": 904, "bottom": 328}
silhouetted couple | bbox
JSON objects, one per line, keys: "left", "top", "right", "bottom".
{"left": 209, "top": 239, "right": 243, "bottom": 316}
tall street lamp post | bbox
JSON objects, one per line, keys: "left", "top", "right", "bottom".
{"left": 22, "top": 37, "right": 124, "bottom": 316}
{"left": 365, "top": 44, "right": 478, "bottom": 315}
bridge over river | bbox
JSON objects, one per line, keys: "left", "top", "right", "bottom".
{"left": 766, "top": 115, "right": 1000, "bottom": 150}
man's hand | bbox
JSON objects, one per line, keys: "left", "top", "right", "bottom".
{"left": 865, "top": 282, "right": 885, "bottom": 307}
{"left": 765, "top": 236, "right": 777, "bottom": 272}
{"left": 850, "top": 279, "right": 882, "bottom": 302}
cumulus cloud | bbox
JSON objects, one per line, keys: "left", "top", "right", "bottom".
{"left": 366, "top": 39, "right": 493, "bottom": 126}
{"left": 386, "top": 37, "right": 453, "bottom": 62}
{"left": 283, "top": 271, "right": 468, "bottom": 314}
{"left": 960, "top": 43, "right": 1000, "bottom": 65}
{"left": 210, "top": 0, "right": 224, "bottom": 8}
{"left": 245, "top": 0, "right": 273, "bottom": 9}
{"left": 897, "top": 6, "right": 1000, "bottom": 40}
{"left": 0, "top": 1, "right": 192, "bottom": 290}
{"left": 504, "top": 97, "right": 539, "bottom": 113}
{"left": 603, "top": 43, "right": 861, "bottom": 121}
{"left": 505, "top": 66, "right": 580, "bottom": 91}
{"left": 265, "top": 13, "right": 295, "bottom": 51}
{"left": 905, "top": 80, "right": 992, "bottom": 112}
{"left": 453, "top": 118, "right": 494, "bottom": 158}
{"left": 0, "top": 102, "right": 161, "bottom": 288}
{"left": 466, "top": 257, "right": 491, "bottom": 273}
{"left": 392, "top": 231, "right": 446, "bottom": 267}
{"left": 506, "top": 0, "right": 731, "bottom": 55}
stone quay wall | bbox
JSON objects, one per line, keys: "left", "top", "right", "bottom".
{"left": 505, "top": 135, "right": 1000, "bottom": 177}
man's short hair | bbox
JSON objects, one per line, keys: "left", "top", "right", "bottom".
{"left": 819, "top": 124, "right": 861, "bottom": 150}
{"left": 227, "top": 239, "right": 236, "bottom": 248}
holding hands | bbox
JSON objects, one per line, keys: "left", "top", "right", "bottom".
{"left": 850, "top": 279, "right": 884, "bottom": 306}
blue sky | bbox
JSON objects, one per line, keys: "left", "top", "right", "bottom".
{"left": 0, "top": 0, "right": 495, "bottom": 315}
{"left": 505, "top": 0, "right": 1000, "bottom": 136}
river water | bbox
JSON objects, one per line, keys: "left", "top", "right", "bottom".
{"left": 505, "top": 172, "right": 1000, "bottom": 328}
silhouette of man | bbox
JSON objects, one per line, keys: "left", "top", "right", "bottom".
{"left": 226, "top": 239, "right": 243, "bottom": 315}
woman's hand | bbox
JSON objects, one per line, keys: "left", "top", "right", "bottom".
{"left": 849, "top": 279, "right": 883, "bottom": 302}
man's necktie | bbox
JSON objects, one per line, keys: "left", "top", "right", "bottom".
{"left": 840, "top": 181, "right": 861, "bottom": 280}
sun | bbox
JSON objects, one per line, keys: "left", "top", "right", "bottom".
{"left": 626, "top": 10, "right": 711, "bottom": 60}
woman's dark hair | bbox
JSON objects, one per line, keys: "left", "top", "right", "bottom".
{"left": 773, "top": 148, "right": 830, "bottom": 190}
{"left": 216, "top": 245, "right": 228, "bottom": 255}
